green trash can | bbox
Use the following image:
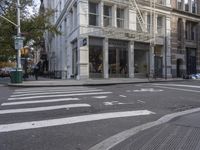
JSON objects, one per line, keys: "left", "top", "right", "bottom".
{"left": 10, "top": 71, "right": 23, "bottom": 83}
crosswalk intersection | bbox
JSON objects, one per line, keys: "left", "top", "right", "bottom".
{"left": 0, "top": 86, "right": 155, "bottom": 133}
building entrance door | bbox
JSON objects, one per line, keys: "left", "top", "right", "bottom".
{"left": 154, "top": 56, "right": 163, "bottom": 78}
{"left": 187, "top": 48, "right": 196, "bottom": 75}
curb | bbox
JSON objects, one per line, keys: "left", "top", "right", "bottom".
{"left": 7, "top": 79, "right": 185, "bottom": 88}
{"left": 88, "top": 107, "right": 200, "bottom": 150}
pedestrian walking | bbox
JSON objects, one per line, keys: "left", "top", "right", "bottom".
{"left": 34, "top": 64, "right": 39, "bottom": 80}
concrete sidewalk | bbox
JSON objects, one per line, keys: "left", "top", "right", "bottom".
{"left": 113, "top": 110, "right": 200, "bottom": 150}
{"left": 7, "top": 77, "right": 184, "bottom": 87}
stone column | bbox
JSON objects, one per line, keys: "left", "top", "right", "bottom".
{"left": 189, "top": 0, "right": 192, "bottom": 12}
{"left": 112, "top": 4, "right": 117, "bottom": 27}
{"left": 77, "top": 37, "right": 89, "bottom": 79}
{"left": 61, "top": 21, "right": 67, "bottom": 79}
{"left": 103, "top": 38, "right": 109, "bottom": 78}
{"left": 165, "top": 16, "right": 172, "bottom": 78}
{"left": 182, "top": 18, "right": 186, "bottom": 50}
{"left": 143, "top": 11, "right": 148, "bottom": 32}
{"left": 149, "top": 44, "right": 155, "bottom": 77}
{"left": 99, "top": 1, "right": 104, "bottom": 27}
{"left": 128, "top": 41, "right": 134, "bottom": 78}
{"left": 154, "top": 14, "right": 158, "bottom": 34}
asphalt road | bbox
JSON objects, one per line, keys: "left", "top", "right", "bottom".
{"left": 0, "top": 80, "right": 200, "bottom": 150}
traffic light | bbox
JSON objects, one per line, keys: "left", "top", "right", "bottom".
{"left": 20, "top": 47, "right": 29, "bottom": 57}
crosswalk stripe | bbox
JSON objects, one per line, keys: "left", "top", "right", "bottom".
{"left": 13, "top": 88, "right": 96, "bottom": 94}
{"left": 154, "top": 84, "right": 200, "bottom": 88}
{"left": 8, "top": 92, "right": 112, "bottom": 101}
{"left": 14, "top": 87, "right": 93, "bottom": 92}
{"left": 11, "top": 89, "right": 103, "bottom": 97}
{"left": 0, "top": 110, "right": 155, "bottom": 133}
{"left": 0, "top": 103, "right": 90, "bottom": 114}
{"left": 154, "top": 86, "right": 200, "bottom": 93}
{"left": 1, "top": 98, "right": 80, "bottom": 106}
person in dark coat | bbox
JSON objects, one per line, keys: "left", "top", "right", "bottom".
{"left": 34, "top": 64, "right": 39, "bottom": 80}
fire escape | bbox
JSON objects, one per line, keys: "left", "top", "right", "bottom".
{"left": 102, "top": 0, "right": 156, "bottom": 43}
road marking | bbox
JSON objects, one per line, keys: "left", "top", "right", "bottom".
{"left": 154, "top": 84, "right": 200, "bottom": 88}
{"left": 14, "top": 87, "right": 96, "bottom": 94}
{"left": 11, "top": 89, "right": 103, "bottom": 97}
{"left": 0, "top": 110, "right": 155, "bottom": 133}
{"left": 119, "top": 95, "right": 127, "bottom": 98}
{"left": 93, "top": 96, "right": 108, "bottom": 99}
{"left": 88, "top": 107, "right": 200, "bottom": 150}
{"left": 14, "top": 87, "right": 92, "bottom": 92}
{"left": 137, "top": 100, "right": 146, "bottom": 104}
{"left": 133, "top": 88, "right": 163, "bottom": 92}
{"left": 154, "top": 86, "right": 200, "bottom": 93}
{"left": 0, "top": 103, "right": 90, "bottom": 115}
{"left": 1, "top": 98, "right": 80, "bottom": 106}
{"left": 8, "top": 92, "right": 112, "bottom": 101}
{"left": 103, "top": 101, "right": 131, "bottom": 106}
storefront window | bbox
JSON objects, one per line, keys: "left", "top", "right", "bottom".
{"left": 109, "top": 40, "right": 128, "bottom": 78}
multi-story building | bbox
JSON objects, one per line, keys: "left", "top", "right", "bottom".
{"left": 42, "top": 0, "right": 172, "bottom": 79}
{"left": 171, "top": 0, "right": 200, "bottom": 77}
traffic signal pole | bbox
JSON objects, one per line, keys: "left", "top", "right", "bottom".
{"left": 17, "top": 0, "right": 22, "bottom": 70}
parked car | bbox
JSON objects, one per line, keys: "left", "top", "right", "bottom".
{"left": 0, "top": 67, "right": 15, "bottom": 77}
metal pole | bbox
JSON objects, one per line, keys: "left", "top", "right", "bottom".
{"left": 17, "top": 0, "right": 22, "bottom": 70}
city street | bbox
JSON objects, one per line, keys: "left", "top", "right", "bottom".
{"left": 0, "top": 80, "right": 200, "bottom": 150}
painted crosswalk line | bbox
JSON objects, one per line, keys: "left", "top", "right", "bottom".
{"left": 154, "top": 83, "right": 200, "bottom": 88}
{"left": 13, "top": 87, "right": 97, "bottom": 94}
{"left": 0, "top": 110, "right": 155, "bottom": 133}
{"left": 154, "top": 85, "right": 200, "bottom": 93}
{"left": 1, "top": 98, "right": 80, "bottom": 106}
{"left": 8, "top": 92, "right": 112, "bottom": 101}
{"left": 11, "top": 89, "right": 103, "bottom": 97}
{"left": 14, "top": 87, "right": 94, "bottom": 92}
{"left": 0, "top": 103, "right": 90, "bottom": 114}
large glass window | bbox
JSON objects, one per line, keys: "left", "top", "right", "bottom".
{"left": 117, "top": 8, "right": 125, "bottom": 28}
{"left": 104, "top": 5, "right": 112, "bottom": 27}
{"left": 109, "top": 40, "right": 128, "bottom": 78}
{"left": 89, "top": 2, "right": 99, "bottom": 26}
{"left": 89, "top": 38, "right": 103, "bottom": 78}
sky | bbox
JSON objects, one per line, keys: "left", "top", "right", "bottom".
{"left": 28, "top": 0, "right": 40, "bottom": 15}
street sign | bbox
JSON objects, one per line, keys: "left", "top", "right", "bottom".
{"left": 14, "top": 36, "right": 24, "bottom": 50}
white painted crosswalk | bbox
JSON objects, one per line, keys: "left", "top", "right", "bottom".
{"left": 0, "top": 103, "right": 91, "bottom": 115}
{"left": 0, "top": 110, "right": 155, "bottom": 133}
{"left": 153, "top": 83, "right": 200, "bottom": 93}
{"left": 0, "top": 86, "right": 155, "bottom": 133}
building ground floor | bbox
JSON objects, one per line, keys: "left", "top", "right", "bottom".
{"left": 171, "top": 47, "right": 200, "bottom": 78}
{"left": 48, "top": 35, "right": 175, "bottom": 80}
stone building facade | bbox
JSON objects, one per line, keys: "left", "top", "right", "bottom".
{"left": 171, "top": 0, "right": 200, "bottom": 77}
{"left": 42, "top": 0, "right": 173, "bottom": 79}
